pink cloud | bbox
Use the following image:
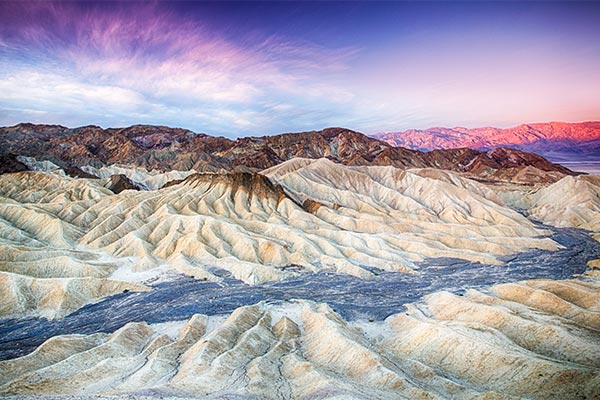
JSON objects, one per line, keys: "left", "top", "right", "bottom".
{"left": 0, "top": 2, "right": 369, "bottom": 134}
{"left": 3, "top": 1, "right": 358, "bottom": 104}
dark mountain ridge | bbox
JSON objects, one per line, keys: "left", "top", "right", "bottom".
{"left": 0, "top": 123, "right": 575, "bottom": 184}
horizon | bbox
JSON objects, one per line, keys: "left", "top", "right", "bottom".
{"left": 3, "top": 119, "right": 599, "bottom": 138}
{"left": 1, "top": 1, "right": 600, "bottom": 138}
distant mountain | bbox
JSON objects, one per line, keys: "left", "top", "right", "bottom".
{"left": 372, "top": 122, "right": 600, "bottom": 161}
{"left": 0, "top": 123, "right": 574, "bottom": 184}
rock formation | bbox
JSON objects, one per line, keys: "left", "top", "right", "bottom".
{"left": 528, "top": 175, "right": 600, "bottom": 234}
{"left": 0, "top": 159, "right": 564, "bottom": 318}
{"left": 0, "top": 123, "right": 575, "bottom": 184}
{"left": 1, "top": 123, "right": 599, "bottom": 399}
{"left": 1, "top": 118, "right": 599, "bottom": 400}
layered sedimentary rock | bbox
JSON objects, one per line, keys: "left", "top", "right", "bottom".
{"left": 1, "top": 277, "right": 597, "bottom": 399}
{"left": 0, "top": 161, "right": 560, "bottom": 318}
{"left": 0, "top": 123, "right": 574, "bottom": 184}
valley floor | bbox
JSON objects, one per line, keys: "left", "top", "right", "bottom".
{"left": 1, "top": 225, "right": 599, "bottom": 362}
{"left": 558, "top": 161, "right": 600, "bottom": 175}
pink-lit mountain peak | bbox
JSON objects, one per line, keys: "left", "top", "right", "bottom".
{"left": 372, "top": 122, "right": 600, "bottom": 160}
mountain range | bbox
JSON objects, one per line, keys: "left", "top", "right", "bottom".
{"left": 0, "top": 123, "right": 575, "bottom": 184}
{"left": 372, "top": 121, "right": 600, "bottom": 161}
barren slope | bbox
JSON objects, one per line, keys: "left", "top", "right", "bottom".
{"left": 527, "top": 175, "right": 600, "bottom": 246}
{"left": 0, "top": 161, "right": 560, "bottom": 318}
{"left": 1, "top": 277, "right": 598, "bottom": 399}
{"left": 1, "top": 124, "right": 574, "bottom": 184}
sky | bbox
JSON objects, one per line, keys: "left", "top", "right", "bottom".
{"left": 1, "top": 1, "right": 599, "bottom": 138}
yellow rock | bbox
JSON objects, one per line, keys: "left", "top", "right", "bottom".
{"left": 587, "top": 259, "right": 600, "bottom": 269}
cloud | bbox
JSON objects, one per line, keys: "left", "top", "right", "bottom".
{"left": 0, "top": 1, "right": 363, "bottom": 135}
{"left": 2, "top": 1, "right": 599, "bottom": 135}
{"left": 0, "top": 70, "right": 145, "bottom": 111}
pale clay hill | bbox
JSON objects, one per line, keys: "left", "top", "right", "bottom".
{"left": 0, "top": 158, "right": 572, "bottom": 319}
{"left": 529, "top": 175, "right": 600, "bottom": 235}
{"left": 0, "top": 276, "right": 599, "bottom": 399}
{"left": 1, "top": 156, "right": 600, "bottom": 399}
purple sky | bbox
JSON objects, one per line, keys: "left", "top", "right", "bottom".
{"left": 1, "top": 1, "right": 599, "bottom": 137}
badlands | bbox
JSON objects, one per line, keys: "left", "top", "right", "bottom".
{"left": 0, "top": 125, "right": 599, "bottom": 399}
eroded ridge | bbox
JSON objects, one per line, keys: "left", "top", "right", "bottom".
{"left": 1, "top": 277, "right": 598, "bottom": 399}
{"left": 0, "top": 161, "right": 563, "bottom": 318}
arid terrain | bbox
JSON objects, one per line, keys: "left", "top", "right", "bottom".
{"left": 0, "top": 124, "right": 599, "bottom": 399}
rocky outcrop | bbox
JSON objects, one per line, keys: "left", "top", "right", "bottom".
{"left": 0, "top": 153, "right": 28, "bottom": 174}
{"left": 104, "top": 174, "right": 143, "bottom": 194}
{"left": 82, "top": 164, "right": 197, "bottom": 190}
{"left": 179, "top": 172, "right": 291, "bottom": 204}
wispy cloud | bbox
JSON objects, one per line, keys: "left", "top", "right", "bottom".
{"left": 0, "top": 71, "right": 144, "bottom": 109}
{"left": 2, "top": 1, "right": 598, "bottom": 134}
{"left": 0, "top": 1, "right": 361, "bottom": 135}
